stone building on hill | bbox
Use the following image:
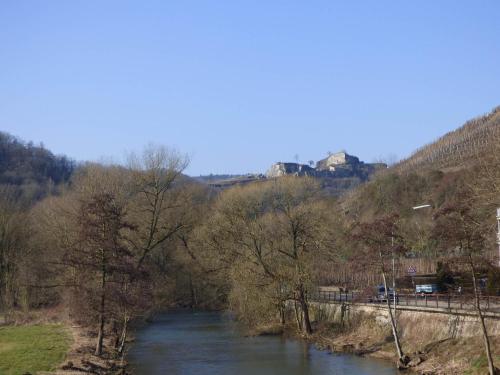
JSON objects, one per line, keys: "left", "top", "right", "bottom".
{"left": 266, "top": 162, "right": 315, "bottom": 178}
{"left": 265, "top": 151, "right": 386, "bottom": 180}
{"left": 316, "top": 151, "right": 360, "bottom": 171}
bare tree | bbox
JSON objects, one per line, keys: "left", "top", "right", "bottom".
{"left": 433, "top": 201, "right": 498, "bottom": 375}
{"left": 72, "top": 193, "right": 135, "bottom": 356}
{"left": 93, "top": 145, "right": 191, "bottom": 354}
{"left": 127, "top": 144, "right": 190, "bottom": 269}
{"left": 200, "top": 177, "right": 333, "bottom": 334}
{"left": 353, "top": 214, "right": 408, "bottom": 368}
{"left": 0, "top": 190, "right": 29, "bottom": 311}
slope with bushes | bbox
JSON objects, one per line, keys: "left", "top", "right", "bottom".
{"left": 0, "top": 131, "right": 75, "bottom": 203}
{"left": 395, "top": 106, "right": 500, "bottom": 173}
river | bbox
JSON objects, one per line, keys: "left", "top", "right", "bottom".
{"left": 128, "top": 311, "right": 397, "bottom": 375}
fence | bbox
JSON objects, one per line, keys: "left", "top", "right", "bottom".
{"left": 313, "top": 290, "right": 500, "bottom": 313}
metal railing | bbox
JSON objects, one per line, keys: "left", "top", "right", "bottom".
{"left": 312, "top": 290, "right": 500, "bottom": 313}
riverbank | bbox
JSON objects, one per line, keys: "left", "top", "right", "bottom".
{"left": 4, "top": 304, "right": 499, "bottom": 374}
{"left": 66, "top": 308, "right": 500, "bottom": 375}
{"left": 261, "top": 302, "right": 500, "bottom": 375}
{"left": 0, "top": 307, "right": 129, "bottom": 375}
{"left": 310, "top": 315, "right": 500, "bottom": 374}
{"left": 50, "top": 324, "right": 129, "bottom": 375}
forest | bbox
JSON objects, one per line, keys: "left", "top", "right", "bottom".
{"left": 0, "top": 131, "right": 75, "bottom": 204}
{"left": 0, "top": 107, "right": 500, "bottom": 373}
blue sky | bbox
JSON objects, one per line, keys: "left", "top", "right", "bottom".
{"left": 1, "top": 1, "right": 499, "bottom": 175}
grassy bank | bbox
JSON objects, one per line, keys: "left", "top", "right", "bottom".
{"left": 0, "top": 324, "right": 71, "bottom": 375}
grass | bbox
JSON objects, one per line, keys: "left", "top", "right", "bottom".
{"left": 0, "top": 324, "right": 71, "bottom": 375}
{"left": 464, "top": 354, "right": 500, "bottom": 375}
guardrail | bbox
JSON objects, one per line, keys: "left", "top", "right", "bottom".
{"left": 312, "top": 290, "right": 500, "bottom": 313}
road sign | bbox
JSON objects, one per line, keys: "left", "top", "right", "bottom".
{"left": 407, "top": 266, "right": 416, "bottom": 276}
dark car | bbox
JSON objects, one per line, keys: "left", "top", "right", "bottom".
{"left": 369, "top": 285, "right": 398, "bottom": 303}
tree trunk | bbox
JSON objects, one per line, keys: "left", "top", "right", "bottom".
{"left": 113, "top": 320, "right": 120, "bottom": 349}
{"left": 298, "top": 288, "right": 312, "bottom": 334}
{"left": 470, "top": 258, "right": 496, "bottom": 375}
{"left": 381, "top": 266, "right": 405, "bottom": 363}
{"left": 95, "top": 254, "right": 106, "bottom": 356}
{"left": 95, "top": 291, "right": 105, "bottom": 356}
{"left": 118, "top": 313, "right": 129, "bottom": 355}
{"left": 391, "top": 254, "right": 397, "bottom": 328}
{"left": 340, "top": 302, "right": 347, "bottom": 326}
{"left": 293, "top": 299, "right": 302, "bottom": 331}
{"left": 278, "top": 299, "right": 286, "bottom": 326}
{"left": 189, "top": 275, "right": 197, "bottom": 309}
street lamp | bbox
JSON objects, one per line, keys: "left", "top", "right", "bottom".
{"left": 386, "top": 204, "right": 432, "bottom": 324}
{"left": 391, "top": 204, "right": 433, "bottom": 320}
{"left": 407, "top": 204, "right": 433, "bottom": 295}
{"left": 413, "top": 204, "right": 432, "bottom": 210}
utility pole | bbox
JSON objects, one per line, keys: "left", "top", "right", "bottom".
{"left": 392, "top": 234, "right": 397, "bottom": 325}
{"left": 497, "top": 208, "right": 500, "bottom": 267}
{"left": 387, "top": 204, "right": 431, "bottom": 330}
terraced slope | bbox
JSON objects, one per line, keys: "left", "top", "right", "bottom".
{"left": 395, "top": 106, "right": 500, "bottom": 173}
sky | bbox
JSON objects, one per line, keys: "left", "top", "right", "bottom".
{"left": 1, "top": 1, "right": 499, "bottom": 176}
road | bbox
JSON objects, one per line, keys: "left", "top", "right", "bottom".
{"left": 313, "top": 290, "right": 500, "bottom": 314}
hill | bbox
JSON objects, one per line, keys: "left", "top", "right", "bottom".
{"left": 395, "top": 106, "right": 500, "bottom": 173}
{"left": 344, "top": 105, "right": 500, "bottom": 217}
{"left": 0, "top": 131, "right": 75, "bottom": 203}
{"left": 194, "top": 173, "right": 266, "bottom": 188}
{"left": 338, "top": 105, "right": 500, "bottom": 279}
{"left": 196, "top": 152, "right": 386, "bottom": 196}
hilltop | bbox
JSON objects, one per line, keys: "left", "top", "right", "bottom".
{"left": 266, "top": 151, "right": 386, "bottom": 179}
{"left": 0, "top": 131, "right": 75, "bottom": 203}
{"left": 3, "top": 105, "right": 498, "bottom": 203}
{"left": 395, "top": 106, "right": 500, "bottom": 173}
{"left": 196, "top": 151, "right": 386, "bottom": 196}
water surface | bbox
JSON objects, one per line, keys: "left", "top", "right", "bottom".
{"left": 128, "top": 311, "right": 397, "bottom": 375}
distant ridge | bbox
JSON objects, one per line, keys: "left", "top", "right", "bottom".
{"left": 196, "top": 151, "right": 385, "bottom": 196}
{"left": 0, "top": 131, "right": 75, "bottom": 202}
{"left": 394, "top": 106, "right": 500, "bottom": 173}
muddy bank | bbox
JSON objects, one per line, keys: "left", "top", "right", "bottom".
{"left": 303, "top": 302, "right": 500, "bottom": 374}
{"left": 52, "top": 324, "right": 129, "bottom": 375}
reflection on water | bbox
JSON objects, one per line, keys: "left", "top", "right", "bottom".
{"left": 128, "top": 311, "right": 397, "bottom": 375}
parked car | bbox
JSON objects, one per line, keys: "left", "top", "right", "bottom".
{"left": 415, "top": 283, "right": 439, "bottom": 295}
{"left": 369, "top": 285, "right": 398, "bottom": 303}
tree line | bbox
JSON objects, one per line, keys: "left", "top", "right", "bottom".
{"left": 0, "top": 131, "right": 75, "bottom": 204}
{"left": 0, "top": 134, "right": 499, "bottom": 372}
